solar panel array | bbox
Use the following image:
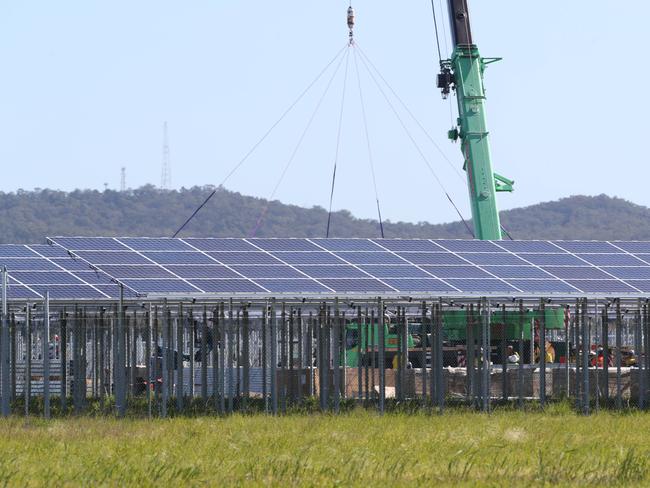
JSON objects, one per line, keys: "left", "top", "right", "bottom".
{"left": 0, "top": 244, "right": 131, "bottom": 300}
{"left": 17, "top": 237, "right": 650, "bottom": 298}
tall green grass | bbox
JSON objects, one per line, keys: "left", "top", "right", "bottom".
{"left": 0, "top": 410, "right": 648, "bottom": 486}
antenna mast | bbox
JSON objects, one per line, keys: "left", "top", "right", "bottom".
{"left": 161, "top": 121, "right": 171, "bottom": 190}
{"left": 120, "top": 167, "right": 126, "bottom": 192}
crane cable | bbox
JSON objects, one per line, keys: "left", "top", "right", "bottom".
{"left": 355, "top": 45, "right": 474, "bottom": 238}
{"left": 325, "top": 48, "right": 351, "bottom": 238}
{"left": 250, "top": 48, "right": 350, "bottom": 237}
{"left": 353, "top": 48, "right": 385, "bottom": 238}
{"left": 171, "top": 44, "right": 348, "bottom": 238}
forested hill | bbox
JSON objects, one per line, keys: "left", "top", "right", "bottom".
{"left": 0, "top": 186, "right": 647, "bottom": 244}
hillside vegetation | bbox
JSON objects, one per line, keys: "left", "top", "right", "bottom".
{"left": 0, "top": 186, "right": 647, "bottom": 243}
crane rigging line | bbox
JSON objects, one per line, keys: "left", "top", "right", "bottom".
{"left": 171, "top": 44, "right": 348, "bottom": 238}
{"left": 355, "top": 46, "right": 474, "bottom": 238}
{"left": 326, "top": 48, "right": 351, "bottom": 238}
{"left": 430, "top": 0, "right": 443, "bottom": 64}
{"left": 352, "top": 47, "right": 385, "bottom": 238}
{"left": 250, "top": 48, "right": 350, "bottom": 238}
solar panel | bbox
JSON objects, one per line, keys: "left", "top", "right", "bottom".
{"left": 625, "top": 280, "right": 650, "bottom": 292}
{"left": 493, "top": 240, "right": 561, "bottom": 253}
{"left": 272, "top": 252, "right": 344, "bottom": 265}
{"left": 166, "top": 265, "right": 241, "bottom": 279}
{"left": 230, "top": 265, "right": 304, "bottom": 279}
{"left": 254, "top": 279, "right": 330, "bottom": 293}
{"left": 541, "top": 266, "right": 612, "bottom": 280}
{"left": 251, "top": 239, "right": 321, "bottom": 252}
{"left": 397, "top": 252, "right": 467, "bottom": 266}
{"left": 207, "top": 252, "right": 282, "bottom": 265}
{"left": 9, "top": 271, "right": 83, "bottom": 285}
{"left": 295, "top": 265, "right": 367, "bottom": 279}
{"left": 481, "top": 266, "right": 551, "bottom": 279}
{"left": 120, "top": 279, "right": 200, "bottom": 293}
{"left": 74, "top": 251, "right": 151, "bottom": 265}
{"left": 445, "top": 279, "right": 517, "bottom": 293}
{"left": 577, "top": 254, "right": 645, "bottom": 267}
{"left": 611, "top": 242, "right": 650, "bottom": 253}
{"left": 183, "top": 238, "right": 258, "bottom": 252}
{"left": 119, "top": 237, "right": 194, "bottom": 251}
{"left": 317, "top": 278, "right": 396, "bottom": 293}
{"left": 0, "top": 245, "right": 38, "bottom": 258}
{"left": 358, "top": 265, "right": 431, "bottom": 278}
{"left": 30, "top": 285, "right": 107, "bottom": 300}
{"left": 98, "top": 265, "right": 177, "bottom": 279}
{"left": 142, "top": 251, "right": 215, "bottom": 265}
{"left": 381, "top": 278, "right": 457, "bottom": 292}
{"left": 73, "top": 271, "right": 115, "bottom": 285}
{"left": 187, "top": 279, "right": 266, "bottom": 293}
{"left": 553, "top": 241, "right": 620, "bottom": 253}
{"left": 27, "top": 244, "right": 69, "bottom": 258}
{"left": 601, "top": 267, "right": 650, "bottom": 280}
{"left": 0, "top": 258, "right": 59, "bottom": 271}
{"left": 372, "top": 239, "right": 443, "bottom": 252}
{"left": 436, "top": 240, "right": 502, "bottom": 253}
{"left": 521, "top": 253, "right": 587, "bottom": 266}
{"left": 6, "top": 285, "right": 42, "bottom": 299}
{"left": 566, "top": 280, "right": 638, "bottom": 293}
{"left": 507, "top": 279, "right": 578, "bottom": 293}
{"left": 93, "top": 285, "right": 138, "bottom": 299}
{"left": 51, "top": 237, "right": 128, "bottom": 251}
{"left": 459, "top": 253, "right": 527, "bottom": 266}
{"left": 420, "top": 265, "right": 492, "bottom": 279}
{"left": 331, "top": 252, "right": 406, "bottom": 265}
{"left": 311, "top": 239, "right": 381, "bottom": 252}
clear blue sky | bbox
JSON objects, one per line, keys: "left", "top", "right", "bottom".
{"left": 1, "top": 1, "right": 648, "bottom": 226}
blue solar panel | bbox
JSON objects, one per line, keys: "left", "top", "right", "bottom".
{"left": 272, "top": 252, "right": 344, "bottom": 265}
{"left": 98, "top": 265, "right": 176, "bottom": 279}
{"left": 251, "top": 239, "right": 321, "bottom": 252}
{"left": 30, "top": 285, "right": 107, "bottom": 299}
{"left": 27, "top": 245, "right": 69, "bottom": 258}
{"left": 577, "top": 254, "right": 645, "bottom": 267}
{"left": 445, "top": 279, "right": 517, "bottom": 293}
{"left": 506, "top": 280, "right": 578, "bottom": 293}
{"left": 50, "top": 258, "right": 92, "bottom": 271}
{"left": 332, "top": 252, "right": 406, "bottom": 265}
{"left": 295, "top": 265, "right": 367, "bottom": 279}
{"left": 611, "top": 242, "right": 650, "bottom": 253}
{"left": 312, "top": 239, "right": 381, "bottom": 252}
{"left": 10, "top": 271, "right": 83, "bottom": 285}
{"left": 381, "top": 278, "right": 457, "bottom": 293}
{"left": 75, "top": 251, "right": 151, "bottom": 265}
{"left": 566, "top": 280, "right": 639, "bottom": 293}
{"left": 121, "top": 279, "right": 200, "bottom": 293}
{"left": 541, "top": 266, "right": 612, "bottom": 280}
{"left": 207, "top": 252, "right": 282, "bottom": 265}
{"left": 397, "top": 252, "right": 467, "bottom": 266}
{"left": 459, "top": 253, "right": 527, "bottom": 266}
{"left": 231, "top": 265, "right": 304, "bottom": 279}
{"left": 0, "top": 245, "right": 38, "bottom": 258}
{"left": 93, "top": 285, "right": 138, "bottom": 299}
{"left": 183, "top": 238, "right": 258, "bottom": 252}
{"left": 0, "top": 258, "right": 59, "bottom": 271}
{"left": 359, "top": 265, "right": 430, "bottom": 278}
{"left": 255, "top": 279, "right": 330, "bottom": 293}
{"left": 119, "top": 237, "right": 194, "bottom": 251}
{"left": 73, "top": 271, "right": 115, "bottom": 285}
{"left": 188, "top": 279, "right": 266, "bottom": 293}
{"left": 6, "top": 285, "right": 41, "bottom": 299}
{"left": 553, "top": 241, "right": 620, "bottom": 253}
{"left": 601, "top": 267, "right": 650, "bottom": 280}
{"left": 494, "top": 241, "right": 561, "bottom": 253}
{"left": 318, "top": 278, "right": 396, "bottom": 293}
{"left": 625, "top": 281, "right": 650, "bottom": 292}
{"left": 372, "top": 239, "right": 443, "bottom": 252}
{"left": 166, "top": 265, "right": 241, "bottom": 279}
{"left": 630, "top": 254, "right": 650, "bottom": 265}
{"left": 481, "top": 266, "right": 552, "bottom": 279}
{"left": 420, "top": 265, "right": 492, "bottom": 279}
{"left": 435, "top": 240, "right": 503, "bottom": 253}
{"left": 522, "top": 253, "right": 587, "bottom": 266}
{"left": 143, "top": 251, "right": 216, "bottom": 265}
{"left": 50, "top": 237, "right": 128, "bottom": 251}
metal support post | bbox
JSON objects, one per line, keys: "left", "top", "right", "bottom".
{"left": 24, "top": 304, "right": 31, "bottom": 416}
{"left": 581, "top": 299, "right": 590, "bottom": 415}
{"left": 518, "top": 300, "right": 524, "bottom": 409}
{"left": 228, "top": 299, "right": 234, "bottom": 414}
{"left": 1, "top": 267, "right": 10, "bottom": 417}
{"left": 539, "top": 299, "right": 546, "bottom": 408}
{"left": 43, "top": 292, "right": 51, "bottom": 419}
{"left": 481, "top": 298, "right": 490, "bottom": 412}
{"left": 270, "top": 299, "right": 278, "bottom": 415}
{"left": 378, "top": 298, "right": 385, "bottom": 414}
{"left": 615, "top": 300, "right": 622, "bottom": 410}
{"left": 177, "top": 303, "right": 184, "bottom": 412}
{"left": 161, "top": 298, "right": 168, "bottom": 418}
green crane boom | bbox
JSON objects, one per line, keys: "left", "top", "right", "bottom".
{"left": 437, "top": 0, "right": 513, "bottom": 240}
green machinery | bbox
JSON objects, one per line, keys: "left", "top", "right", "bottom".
{"left": 437, "top": 0, "right": 513, "bottom": 240}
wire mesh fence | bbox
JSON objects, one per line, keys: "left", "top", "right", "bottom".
{"left": 0, "top": 296, "right": 648, "bottom": 417}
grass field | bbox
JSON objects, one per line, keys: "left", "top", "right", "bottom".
{"left": 0, "top": 406, "right": 648, "bottom": 486}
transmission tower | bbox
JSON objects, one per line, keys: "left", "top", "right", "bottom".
{"left": 120, "top": 167, "right": 126, "bottom": 192}
{"left": 161, "top": 121, "right": 171, "bottom": 190}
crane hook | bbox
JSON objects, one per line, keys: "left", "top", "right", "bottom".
{"left": 347, "top": 6, "right": 355, "bottom": 45}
